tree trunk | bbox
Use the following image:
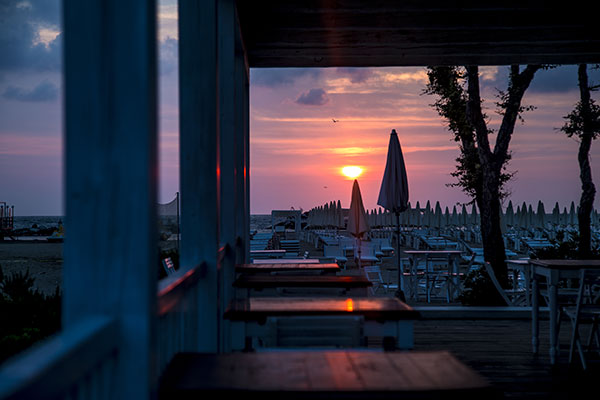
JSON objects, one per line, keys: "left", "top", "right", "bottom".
{"left": 478, "top": 167, "right": 509, "bottom": 286}
{"left": 577, "top": 64, "right": 596, "bottom": 258}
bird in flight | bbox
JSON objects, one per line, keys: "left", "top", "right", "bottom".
{"left": 332, "top": 118, "right": 338, "bottom": 123}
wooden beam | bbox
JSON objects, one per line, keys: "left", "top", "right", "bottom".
{"left": 63, "top": 0, "right": 157, "bottom": 397}
{"left": 236, "top": 0, "right": 600, "bottom": 67}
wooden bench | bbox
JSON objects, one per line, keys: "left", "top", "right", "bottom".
{"left": 233, "top": 275, "right": 372, "bottom": 297}
{"left": 159, "top": 351, "right": 495, "bottom": 399}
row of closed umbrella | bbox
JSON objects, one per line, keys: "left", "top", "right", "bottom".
{"left": 308, "top": 199, "right": 599, "bottom": 230}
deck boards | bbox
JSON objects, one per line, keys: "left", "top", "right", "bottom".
{"left": 406, "top": 319, "right": 600, "bottom": 399}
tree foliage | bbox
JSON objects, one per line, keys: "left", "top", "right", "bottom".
{"left": 423, "top": 66, "right": 527, "bottom": 201}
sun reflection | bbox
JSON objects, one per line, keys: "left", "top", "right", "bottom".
{"left": 346, "top": 298, "right": 354, "bottom": 312}
{"left": 341, "top": 166, "right": 363, "bottom": 179}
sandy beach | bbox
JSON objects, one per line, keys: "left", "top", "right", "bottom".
{"left": 0, "top": 241, "right": 63, "bottom": 295}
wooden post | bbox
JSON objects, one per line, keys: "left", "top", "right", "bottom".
{"left": 63, "top": 0, "right": 157, "bottom": 397}
{"left": 244, "top": 57, "right": 251, "bottom": 263}
{"left": 178, "top": 0, "right": 219, "bottom": 352}
{"left": 218, "top": 0, "right": 237, "bottom": 353}
{"left": 234, "top": 16, "right": 249, "bottom": 265}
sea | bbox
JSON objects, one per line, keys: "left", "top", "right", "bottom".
{"left": 13, "top": 215, "right": 274, "bottom": 232}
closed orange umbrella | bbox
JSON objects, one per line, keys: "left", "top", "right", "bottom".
{"left": 347, "top": 179, "right": 370, "bottom": 268}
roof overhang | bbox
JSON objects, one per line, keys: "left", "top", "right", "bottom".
{"left": 236, "top": 1, "right": 600, "bottom": 67}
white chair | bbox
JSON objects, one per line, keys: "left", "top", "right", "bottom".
{"left": 562, "top": 269, "right": 600, "bottom": 370}
{"left": 363, "top": 265, "right": 386, "bottom": 295}
{"left": 353, "top": 243, "right": 379, "bottom": 266}
{"left": 162, "top": 257, "right": 175, "bottom": 276}
{"left": 483, "top": 262, "right": 527, "bottom": 306}
{"left": 323, "top": 244, "right": 347, "bottom": 269}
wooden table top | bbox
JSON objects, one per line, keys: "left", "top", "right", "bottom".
{"left": 233, "top": 275, "right": 372, "bottom": 289}
{"left": 404, "top": 250, "right": 463, "bottom": 255}
{"left": 159, "top": 351, "right": 492, "bottom": 399}
{"left": 224, "top": 297, "right": 420, "bottom": 321}
{"left": 236, "top": 263, "right": 340, "bottom": 272}
{"left": 252, "top": 258, "right": 321, "bottom": 264}
{"left": 529, "top": 259, "right": 600, "bottom": 269}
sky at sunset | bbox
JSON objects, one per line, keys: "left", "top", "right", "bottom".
{"left": 1, "top": 1, "right": 600, "bottom": 216}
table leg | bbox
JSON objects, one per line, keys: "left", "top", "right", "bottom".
{"left": 549, "top": 282, "right": 558, "bottom": 364}
{"left": 525, "top": 268, "right": 531, "bottom": 307}
{"left": 531, "top": 270, "right": 539, "bottom": 354}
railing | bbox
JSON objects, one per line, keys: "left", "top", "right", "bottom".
{"left": 0, "top": 317, "right": 118, "bottom": 400}
{"left": 0, "top": 262, "right": 208, "bottom": 400}
{"left": 156, "top": 263, "right": 206, "bottom": 376}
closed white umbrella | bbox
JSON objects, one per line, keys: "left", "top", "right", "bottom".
{"left": 569, "top": 201, "right": 577, "bottom": 226}
{"left": 552, "top": 202, "right": 560, "bottom": 227}
{"left": 471, "top": 203, "right": 478, "bottom": 226}
{"left": 536, "top": 200, "right": 546, "bottom": 230}
{"left": 451, "top": 205, "right": 459, "bottom": 226}
{"left": 377, "top": 129, "right": 409, "bottom": 300}
{"left": 348, "top": 179, "right": 370, "bottom": 268}
{"left": 505, "top": 201, "right": 515, "bottom": 227}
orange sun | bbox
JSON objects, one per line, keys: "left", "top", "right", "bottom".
{"left": 341, "top": 166, "right": 363, "bottom": 179}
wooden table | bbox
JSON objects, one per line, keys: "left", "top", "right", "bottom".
{"left": 225, "top": 297, "right": 420, "bottom": 351}
{"left": 234, "top": 275, "right": 372, "bottom": 297}
{"left": 250, "top": 249, "right": 286, "bottom": 259}
{"left": 529, "top": 259, "right": 600, "bottom": 364}
{"left": 236, "top": 262, "right": 340, "bottom": 274}
{"left": 159, "top": 351, "right": 493, "bottom": 399}
{"left": 252, "top": 258, "right": 320, "bottom": 264}
{"left": 403, "top": 250, "right": 463, "bottom": 302}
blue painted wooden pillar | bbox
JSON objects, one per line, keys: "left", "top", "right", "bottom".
{"left": 234, "top": 16, "right": 250, "bottom": 265}
{"left": 178, "top": 0, "right": 219, "bottom": 352}
{"left": 63, "top": 0, "right": 158, "bottom": 397}
{"left": 217, "top": 0, "right": 237, "bottom": 353}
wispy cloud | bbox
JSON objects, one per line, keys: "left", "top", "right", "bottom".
{"left": 0, "top": 133, "right": 61, "bottom": 156}
{"left": 2, "top": 80, "right": 58, "bottom": 102}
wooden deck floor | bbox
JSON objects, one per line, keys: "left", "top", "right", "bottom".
{"left": 401, "top": 319, "right": 599, "bottom": 399}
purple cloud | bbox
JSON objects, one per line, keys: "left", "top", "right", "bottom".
{"left": 252, "top": 68, "right": 321, "bottom": 87}
{"left": 295, "top": 88, "right": 329, "bottom": 106}
{"left": 336, "top": 67, "right": 373, "bottom": 83}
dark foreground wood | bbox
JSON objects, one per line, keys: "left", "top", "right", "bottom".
{"left": 159, "top": 351, "right": 495, "bottom": 399}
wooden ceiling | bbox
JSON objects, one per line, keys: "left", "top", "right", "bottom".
{"left": 236, "top": 0, "right": 600, "bottom": 67}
